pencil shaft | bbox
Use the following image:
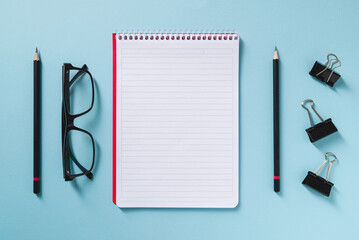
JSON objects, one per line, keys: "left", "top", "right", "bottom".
{"left": 273, "top": 59, "right": 280, "bottom": 192}
{"left": 34, "top": 59, "right": 40, "bottom": 194}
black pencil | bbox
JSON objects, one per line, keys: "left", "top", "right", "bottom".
{"left": 273, "top": 47, "right": 280, "bottom": 192}
{"left": 34, "top": 48, "right": 40, "bottom": 194}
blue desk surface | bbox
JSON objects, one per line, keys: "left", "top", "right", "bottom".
{"left": 1, "top": 0, "right": 359, "bottom": 239}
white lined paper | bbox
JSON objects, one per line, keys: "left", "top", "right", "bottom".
{"left": 115, "top": 34, "right": 239, "bottom": 208}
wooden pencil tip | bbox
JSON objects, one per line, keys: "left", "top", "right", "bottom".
{"left": 273, "top": 46, "right": 279, "bottom": 60}
{"left": 34, "top": 48, "right": 40, "bottom": 61}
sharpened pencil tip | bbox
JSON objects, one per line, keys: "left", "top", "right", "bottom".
{"left": 34, "top": 48, "right": 40, "bottom": 61}
{"left": 273, "top": 46, "right": 279, "bottom": 60}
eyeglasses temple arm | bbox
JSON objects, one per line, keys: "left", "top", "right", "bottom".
{"left": 68, "top": 147, "right": 93, "bottom": 179}
{"left": 69, "top": 64, "right": 88, "bottom": 86}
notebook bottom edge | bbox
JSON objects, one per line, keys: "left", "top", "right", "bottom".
{"left": 114, "top": 200, "right": 239, "bottom": 208}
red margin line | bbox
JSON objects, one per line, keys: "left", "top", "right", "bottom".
{"left": 112, "top": 33, "right": 117, "bottom": 205}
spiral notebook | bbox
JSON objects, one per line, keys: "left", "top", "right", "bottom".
{"left": 113, "top": 32, "right": 239, "bottom": 208}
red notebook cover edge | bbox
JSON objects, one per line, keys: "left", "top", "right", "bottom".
{"left": 112, "top": 33, "right": 117, "bottom": 206}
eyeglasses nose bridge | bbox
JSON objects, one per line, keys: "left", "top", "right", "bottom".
{"left": 66, "top": 115, "right": 75, "bottom": 128}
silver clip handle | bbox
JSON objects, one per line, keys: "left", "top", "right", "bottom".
{"left": 325, "top": 152, "right": 338, "bottom": 181}
{"left": 315, "top": 152, "right": 338, "bottom": 181}
{"left": 323, "top": 53, "right": 341, "bottom": 71}
{"left": 301, "top": 99, "right": 325, "bottom": 127}
{"left": 315, "top": 158, "right": 328, "bottom": 175}
{"left": 316, "top": 53, "right": 341, "bottom": 83}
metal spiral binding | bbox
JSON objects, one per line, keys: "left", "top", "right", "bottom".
{"left": 115, "top": 31, "right": 239, "bottom": 41}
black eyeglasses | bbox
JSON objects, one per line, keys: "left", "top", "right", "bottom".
{"left": 62, "top": 63, "right": 95, "bottom": 181}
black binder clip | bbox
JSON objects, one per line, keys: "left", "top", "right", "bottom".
{"left": 302, "top": 99, "right": 337, "bottom": 142}
{"left": 309, "top": 53, "right": 341, "bottom": 87}
{"left": 302, "top": 152, "right": 338, "bottom": 197}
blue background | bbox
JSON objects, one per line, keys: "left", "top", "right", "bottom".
{"left": 1, "top": 0, "right": 359, "bottom": 239}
